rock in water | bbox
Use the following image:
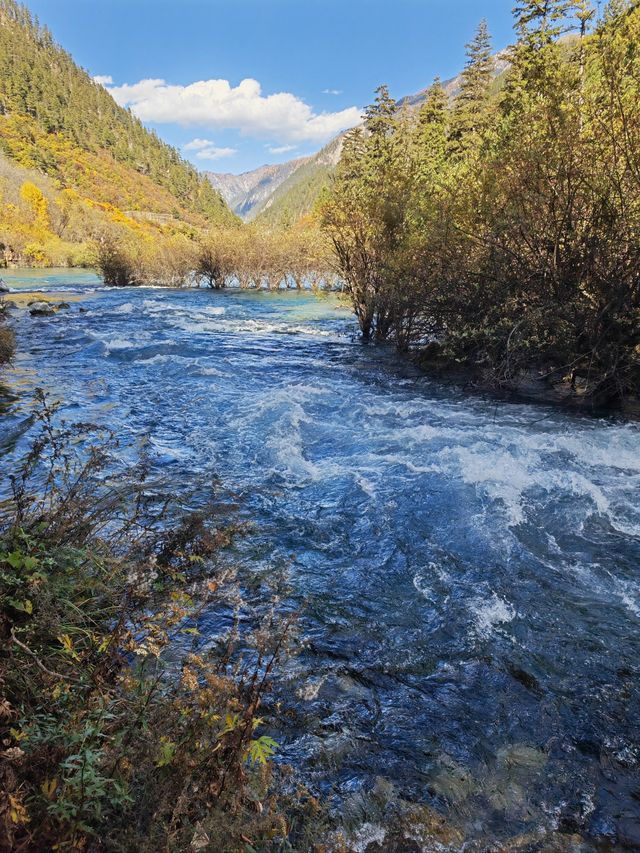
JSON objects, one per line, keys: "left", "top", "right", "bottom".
{"left": 29, "top": 301, "right": 56, "bottom": 317}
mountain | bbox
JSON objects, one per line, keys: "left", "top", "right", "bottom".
{"left": 0, "top": 0, "right": 236, "bottom": 232}
{"left": 254, "top": 133, "right": 345, "bottom": 228}
{"left": 208, "top": 54, "right": 510, "bottom": 228}
{"left": 206, "top": 159, "right": 310, "bottom": 220}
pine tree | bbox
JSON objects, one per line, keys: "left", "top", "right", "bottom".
{"left": 364, "top": 85, "right": 397, "bottom": 137}
{"left": 512, "top": 0, "right": 576, "bottom": 47}
{"left": 415, "top": 79, "right": 449, "bottom": 182}
{"left": 450, "top": 20, "right": 495, "bottom": 153}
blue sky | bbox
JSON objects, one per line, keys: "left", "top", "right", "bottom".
{"left": 27, "top": 0, "right": 516, "bottom": 174}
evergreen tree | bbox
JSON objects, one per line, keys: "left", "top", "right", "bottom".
{"left": 512, "top": 0, "right": 576, "bottom": 47}
{"left": 450, "top": 20, "right": 494, "bottom": 152}
{"left": 364, "top": 85, "right": 397, "bottom": 131}
{"left": 414, "top": 79, "right": 449, "bottom": 183}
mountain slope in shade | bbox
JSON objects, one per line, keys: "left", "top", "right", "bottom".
{"left": 206, "top": 158, "right": 311, "bottom": 220}
{"left": 254, "top": 132, "right": 346, "bottom": 227}
{"left": 209, "top": 53, "right": 510, "bottom": 227}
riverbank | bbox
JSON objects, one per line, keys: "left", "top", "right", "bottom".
{"left": 413, "top": 353, "right": 640, "bottom": 420}
{"left": 0, "top": 392, "right": 328, "bottom": 851}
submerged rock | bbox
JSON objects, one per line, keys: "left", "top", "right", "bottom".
{"left": 499, "top": 830, "right": 586, "bottom": 851}
{"left": 26, "top": 299, "right": 72, "bottom": 316}
{"left": 496, "top": 744, "right": 547, "bottom": 774}
{"left": 341, "top": 778, "right": 465, "bottom": 852}
{"left": 429, "top": 755, "right": 478, "bottom": 803}
{"left": 398, "top": 803, "right": 464, "bottom": 849}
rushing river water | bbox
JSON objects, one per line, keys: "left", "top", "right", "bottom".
{"left": 2, "top": 270, "right": 640, "bottom": 850}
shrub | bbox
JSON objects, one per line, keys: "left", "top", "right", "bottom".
{"left": 0, "top": 313, "right": 14, "bottom": 365}
{"left": 95, "top": 236, "right": 140, "bottom": 287}
{"left": 0, "top": 393, "right": 317, "bottom": 851}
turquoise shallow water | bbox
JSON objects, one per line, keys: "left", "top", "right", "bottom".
{"left": 2, "top": 270, "right": 640, "bottom": 847}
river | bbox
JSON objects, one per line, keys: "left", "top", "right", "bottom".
{"left": 1, "top": 270, "right": 640, "bottom": 849}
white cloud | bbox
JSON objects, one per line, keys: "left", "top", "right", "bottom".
{"left": 105, "top": 77, "right": 362, "bottom": 143}
{"left": 93, "top": 75, "right": 113, "bottom": 86}
{"left": 183, "top": 139, "right": 237, "bottom": 161}
{"left": 196, "top": 146, "right": 237, "bottom": 161}
{"left": 184, "top": 138, "right": 215, "bottom": 151}
{"left": 268, "top": 144, "right": 297, "bottom": 154}
{"left": 322, "top": 88, "right": 343, "bottom": 96}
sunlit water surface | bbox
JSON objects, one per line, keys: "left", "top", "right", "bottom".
{"left": 2, "top": 270, "right": 640, "bottom": 849}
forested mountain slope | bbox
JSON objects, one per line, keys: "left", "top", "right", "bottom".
{"left": 254, "top": 133, "right": 346, "bottom": 228}
{"left": 0, "top": 0, "right": 236, "bottom": 267}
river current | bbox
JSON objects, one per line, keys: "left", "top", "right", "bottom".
{"left": 1, "top": 270, "right": 640, "bottom": 850}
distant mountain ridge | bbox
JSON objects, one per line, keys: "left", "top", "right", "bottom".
{"left": 206, "top": 158, "right": 310, "bottom": 220}
{"left": 207, "top": 52, "right": 510, "bottom": 227}
{"left": 255, "top": 133, "right": 345, "bottom": 226}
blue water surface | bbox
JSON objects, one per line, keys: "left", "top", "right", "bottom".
{"left": 1, "top": 270, "right": 639, "bottom": 848}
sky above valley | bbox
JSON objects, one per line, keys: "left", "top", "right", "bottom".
{"left": 26, "top": 0, "right": 516, "bottom": 175}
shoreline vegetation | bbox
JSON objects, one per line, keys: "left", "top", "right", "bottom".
{"left": 319, "top": 2, "right": 640, "bottom": 412}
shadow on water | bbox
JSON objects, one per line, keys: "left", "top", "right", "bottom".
{"left": 2, "top": 270, "right": 640, "bottom": 849}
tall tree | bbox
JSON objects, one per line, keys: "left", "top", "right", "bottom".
{"left": 450, "top": 20, "right": 495, "bottom": 152}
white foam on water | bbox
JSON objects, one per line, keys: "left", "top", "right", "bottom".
{"left": 287, "top": 324, "right": 339, "bottom": 338}
{"left": 174, "top": 315, "right": 344, "bottom": 340}
{"left": 135, "top": 353, "right": 194, "bottom": 367}
{"left": 423, "top": 427, "right": 640, "bottom": 537}
{"left": 469, "top": 593, "right": 516, "bottom": 638}
{"left": 175, "top": 319, "right": 224, "bottom": 335}
{"left": 266, "top": 405, "right": 323, "bottom": 481}
{"left": 443, "top": 445, "right": 534, "bottom": 527}
{"left": 135, "top": 353, "right": 172, "bottom": 366}
{"left": 598, "top": 566, "right": 640, "bottom": 618}
{"left": 150, "top": 438, "right": 193, "bottom": 461}
{"left": 112, "top": 302, "right": 135, "bottom": 315}
{"left": 351, "top": 823, "right": 386, "bottom": 853}
{"left": 87, "top": 330, "right": 153, "bottom": 354}
{"left": 523, "top": 428, "right": 640, "bottom": 474}
{"left": 387, "top": 422, "right": 460, "bottom": 445}
{"left": 618, "top": 587, "right": 640, "bottom": 618}
{"left": 104, "top": 337, "right": 138, "bottom": 353}
{"left": 229, "top": 383, "right": 327, "bottom": 431}
{"left": 354, "top": 473, "right": 377, "bottom": 498}
{"left": 376, "top": 453, "right": 441, "bottom": 476}
{"left": 413, "top": 573, "right": 437, "bottom": 603}
{"left": 413, "top": 561, "right": 451, "bottom": 607}
{"left": 196, "top": 365, "right": 225, "bottom": 377}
